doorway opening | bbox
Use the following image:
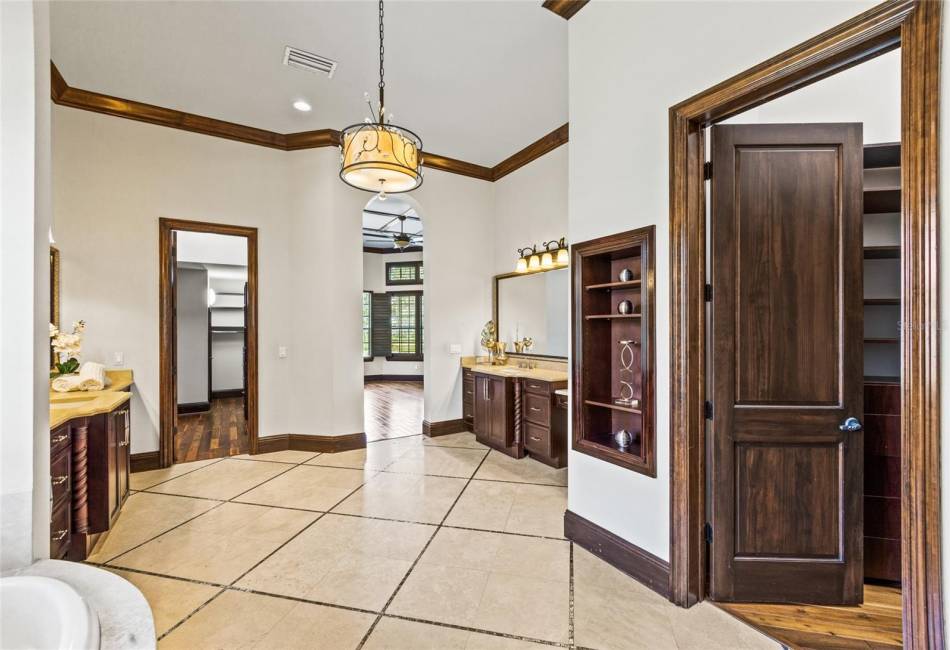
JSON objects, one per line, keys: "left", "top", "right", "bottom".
{"left": 361, "top": 195, "right": 424, "bottom": 441}
{"left": 159, "top": 218, "right": 259, "bottom": 467}
{"left": 668, "top": 3, "right": 941, "bottom": 649}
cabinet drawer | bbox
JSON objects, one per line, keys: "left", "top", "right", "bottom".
{"left": 524, "top": 421, "right": 551, "bottom": 455}
{"left": 50, "top": 500, "right": 71, "bottom": 560}
{"left": 50, "top": 448, "right": 71, "bottom": 509}
{"left": 524, "top": 379, "right": 551, "bottom": 396}
{"left": 50, "top": 424, "right": 70, "bottom": 458}
{"left": 524, "top": 392, "right": 551, "bottom": 426}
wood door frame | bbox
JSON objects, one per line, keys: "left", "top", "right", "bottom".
{"left": 668, "top": 1, "right": 942, "bottom": 647}
{"left": 159, "top": 217, "right": 259, "bottom": 467}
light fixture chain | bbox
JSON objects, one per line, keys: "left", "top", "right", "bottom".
{"left": 378, "top": 0, "right": 385, "bottom": 121}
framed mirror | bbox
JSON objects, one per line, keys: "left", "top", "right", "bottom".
{"left": 493, "top": 267, "right": 569, "bottom": 359}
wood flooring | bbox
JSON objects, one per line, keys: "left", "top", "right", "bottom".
{"left": 364, "top": 380, "right": 423, "bottom": 442}
{"left": 716, "top": 584, "right": 902, "bottom": 649}
{"left": 174, "top": 397, "right": 247, "bottom": 463}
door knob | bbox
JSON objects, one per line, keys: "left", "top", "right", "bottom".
{"left": 839, "top": 417, "right": 863, "bottom": 432}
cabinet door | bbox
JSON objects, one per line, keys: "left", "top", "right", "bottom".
{"left": 489, "top": 378, "right": 511, "bottom": 447}
{"left": 106, "top": 411, "right": 119, "bottom": 522}
{"left": 115, "top": 408, "right": 130, "bottom": 506}
{"left": 473, "top": 376, "right": 491, "bottom": 441}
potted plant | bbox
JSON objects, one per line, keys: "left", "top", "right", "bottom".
{"left": 50, "top": 320, "right": 85, "bottom": 377}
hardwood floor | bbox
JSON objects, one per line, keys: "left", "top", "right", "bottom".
{"left": 174, "top": 397, "right": 248, "bottom": 463}
{"left": 364, "top": 380, "right": 423, "bottom": 442}
{"left": 716, "top": 584, "right": 902, "bottom": 649}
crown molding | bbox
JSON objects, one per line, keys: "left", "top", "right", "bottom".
{"left": 49, "top": 62, "right": 565, "bottom": 182}
{"left": 541, "top": 0, "right": 589, "bottom": 20}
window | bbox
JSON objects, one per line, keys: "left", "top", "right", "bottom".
{"left": 386, "top": 261, "right": 423, "bottom": 286}
{"left": 388, "top": 291, "right": 423, "bottom": 360}
{"left": 362, "top": 291, "right": 372, "bottom": 360}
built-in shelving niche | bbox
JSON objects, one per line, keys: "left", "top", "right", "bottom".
{"left": 571, "top": 226, "right": 655, "bottom": 477}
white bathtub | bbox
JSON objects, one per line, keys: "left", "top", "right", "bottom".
{"left": 0, "top": 575, "right": 100, "bottom": 649}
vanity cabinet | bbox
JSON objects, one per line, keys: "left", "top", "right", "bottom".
{"left": 87, "top": 405, "right": 131, "bottom": 533}
{"left": 473, "top": 374, "right": 520, "bottom": 456}
{"left": 522, "top": 380, "right": 568, "bottom": 468}
{"left": 49, "top": 423, "right": 73, "bottom": 559}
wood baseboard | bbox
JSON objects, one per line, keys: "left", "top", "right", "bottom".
{"left": 211, "top": 389, "right": 245, "bottom": 399}
{"left": 256, "top": 432, "right": 367, "bottom": 454}
{"left": 130, "top": 451, "right": 160, "bottom": 473}
{"left": 364, "top": 374, "right": 424, "bottom": 382}
{"left": 422, "top": 418, "right": 466, "bottom": 437}
{"left": 564, "top": 509, "right": 671, "bottom": 599}
{"left": 177, "top": 401, "right": 210, "bottom": 415}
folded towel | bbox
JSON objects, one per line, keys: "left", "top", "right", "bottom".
{"left": 78, "top": 362, "right": 106, "bottom": 391}
{"left": 52, "top": 375, "right": 82, "bottom": 393}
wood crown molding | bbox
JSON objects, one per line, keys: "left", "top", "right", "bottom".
{"left": 49, "top": 62, "right": 565, "bottom": 182}
{"left": 542, "top": 0, "right": 589, "bottom": 21}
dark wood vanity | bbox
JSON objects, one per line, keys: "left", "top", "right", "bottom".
{"left": 465, "top": 367, "right": 567, "bottom": 468}
{"left": 50, "top": 399, "right": 131, "bottom": 560}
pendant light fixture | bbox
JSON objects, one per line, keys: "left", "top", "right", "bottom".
{"left": 339, "top": 0, "right": 423, "bottom": 198}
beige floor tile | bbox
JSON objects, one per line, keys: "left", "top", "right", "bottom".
{"left": 232, "top": 449, "right": 320, "bottom": 464}
{"left": 445, "top": 481, "right": 567, "bottom": 538}
{"left": 110, "top": 502, "right": 317, "bottom": 584}
{"left": 106, "top": 569, "right": 220, "bottom": 637}
{"left": 307, "top": 437, "right": 418, "bottom": 470}
{"left": 235, "top": 465, "right": 372, "bottom": 511}
{"left": 385, "top": 446, "right": 488, "bottom": 478}
{"left": 236, "top": 513, "right": 434, "bottom": 611}
{"left": 87, "top": 492, "right": 219, "bottom": 563}
{"left": 158, "top": 589, "right": 374, "bottom": 650}
{"left": 364, "top": 617, "right": 551, "bottom": 650}
{"left": 473, "top": 451, "right": 567, "bottom": 486}
{"left": 333, "top": 471, "right": 468, "bottom": 524}
{"left": 130, "top": 458, "right": 223, "bottom": 491}
{"left": 667, "top": 602, "right": 779, "bottom": 649}
{"left": 422, "top": 432, "right": 488, "bottom": 450}
{"left": 390, "top": 528, "right": 569, "bottom": 642}
{"left": 146, "top": 458, "right": 291, "bottom": 500}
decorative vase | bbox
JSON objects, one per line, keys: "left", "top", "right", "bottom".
{"left": 618, "top": 268, "right": 633, "bottom": 282}
{"left": 618, "top": 300, "right": 633, "bottom": 315}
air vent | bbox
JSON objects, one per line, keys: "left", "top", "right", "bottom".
{"left": 283, "top": 46, "right": 337, "bottom": 78}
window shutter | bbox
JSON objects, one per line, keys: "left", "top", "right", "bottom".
{"left": 371, "top": 292, "right": 391, "bottom": 357}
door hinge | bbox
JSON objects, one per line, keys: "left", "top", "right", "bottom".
{"left": 704, "top": 283, "right": 712, "bottom": 302}
{"left": 703, "top": 161, "right": 712, "bottom": 180}
{"left": 704, "top": 522, "right": 713, "bottom": 544}
{"left": 704, "top": 400, "right": 713, "bottom": 420}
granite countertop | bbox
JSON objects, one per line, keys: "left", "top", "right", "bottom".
{"left": 466, "top": 363, "right": 569, "bottom": 383}
{"left": 49, "top": 369, "right": 134, "bottom": 428}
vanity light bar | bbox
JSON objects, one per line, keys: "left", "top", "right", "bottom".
{"left": 515, "top": 238, "right": 568, "bottom": 273}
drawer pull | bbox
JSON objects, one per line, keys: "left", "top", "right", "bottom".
{"left": 530, "top": 436, "right": 542, "bottom": 442}
{"left": 51, "top": 434, "right": 68, "bottom": 444}
{"left": 51, "top": 476, "right": 68, "bottom": 486}
{"left": 118, "top": 440, "right": 129, "bottom": 447}
{"left": 530, "top": 407, "right": 542, "bottom": 412}
{"left": 51, "top": 529, "right": 68, "bottom": 541}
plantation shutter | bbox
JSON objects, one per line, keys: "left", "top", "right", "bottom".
{"left": 371, "top": 292, "right": 391, "bottom": 357}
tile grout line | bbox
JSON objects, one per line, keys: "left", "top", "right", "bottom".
{"left": 569, "top": 542, "right": 576, "bottom": 649}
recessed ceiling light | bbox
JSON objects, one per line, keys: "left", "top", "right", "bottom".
{"left": 293, "top": 100, "right": 312, "bottom": 112}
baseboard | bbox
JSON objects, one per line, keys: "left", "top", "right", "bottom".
{"left": 130, "top": 451, "right": 160, "bottom": 473}
{"left": 364, "top": 374, "right": 424, "bottom": 382}
{"left": 256, "top": 432, "right": 367, "bottom": 454}
{"left": 212, "top": 389, "right": 245, "bottom": 399}
{"left": 564, "top": 509, "right": 671, "bottom": 600}
{"left": 177, "top": 401, "right": 210, "bottom": 414}
{"left": 422, "top": 418, "right": 466, "bottom": 437}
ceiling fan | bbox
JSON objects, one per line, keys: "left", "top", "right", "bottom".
{"left": 363, "top": 215, "right": 421, "bottom": 250}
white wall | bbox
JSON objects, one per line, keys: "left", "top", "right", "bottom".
{"left": 568, "top": 0, "right": 883, "bottom": 561}
{"left": 363, "top": 251, "right": 424, "bottom": 377}
{"left": 0, "top": 0, "right": 51, "bottom": 569}
{"left": 175, "top": 266, "right": 209, "bottom": 404}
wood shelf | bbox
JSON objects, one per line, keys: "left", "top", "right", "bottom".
{"left": 584, "top": 399, "right": 642, "bottom": 415}
{"left": 864, "top": 337, "right": 899, "bottom": 344}
{"left": 864, "top": 298, "right": 900, "bottom": 305}
{"left": 584, "top": 313, "right": 641, "bottom": 320}
{"left": 863, "top": 142, "right": 900, "bottom": 169}
{"left": 865, "top": 375, "right": 900, "bottom": 385}
{"left": 585, "top": 280, "right": 642, "bottom": 291}
{"left": 864, "top": 246, "right": 900, "bottom": 259}
{"left": 864, "top": 188, "right": 901, "bottom": 214}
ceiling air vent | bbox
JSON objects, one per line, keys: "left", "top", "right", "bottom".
{"left": 283, "top": 46, "right": 337, "bottom": 78}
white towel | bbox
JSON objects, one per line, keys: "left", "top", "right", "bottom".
{"left": 78, "top": 362, "right": 106, "bottom": 391}
{"left": 51, "top": 375, "right": 82, "bottom": 393}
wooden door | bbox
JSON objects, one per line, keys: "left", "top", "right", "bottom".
{"left": 474, "top": 375, "right": 491, "bottom": 441}
{"left": 106, "top": 411, "right": 120, "bottom": 522}
{"left": 115, "top": 407, "right": 130, "bottom": 506}
{"left": 709, "top": 123, "right": 864, "bottom": 604}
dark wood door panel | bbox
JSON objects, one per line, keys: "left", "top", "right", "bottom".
{"left": 710, "top": 123, "right": 863, "bottom": 604}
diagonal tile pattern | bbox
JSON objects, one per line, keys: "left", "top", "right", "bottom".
{"left": 92, "top": 431, "right": 777, "bottom": 649}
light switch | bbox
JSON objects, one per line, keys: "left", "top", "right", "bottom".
{"left": 448, "top": 344, "right": 462, "bottom": 354}
{"left": 278, "top": 346, "right": 288, "bottom": 358}
{"left": 112, "top": 351, "right": 124, "bottom": 366}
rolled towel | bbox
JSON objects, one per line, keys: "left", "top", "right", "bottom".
{"left": 78, "top": 362, "right": 106, "bottom": 391}
{"left": 52, "top": 375, "right": 82, "bottom": 393}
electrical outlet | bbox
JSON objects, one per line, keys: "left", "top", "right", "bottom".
{"left": 448, "top": 343, "right": 462, "bottom": 354}
{"left": 278, "top": 346, "right": 288, "bottom": 358}
{"left": 112, "top": 351, "right": 124, "bottom": 366}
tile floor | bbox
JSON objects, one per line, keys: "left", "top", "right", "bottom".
{"left": 94, "top": 433, "right": 778, "bottom": 649}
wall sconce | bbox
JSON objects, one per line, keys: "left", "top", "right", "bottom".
{"left": 515, "top": 238, "right": 569, "bottom": 273}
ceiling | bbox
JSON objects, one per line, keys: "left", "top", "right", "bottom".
{"left": 50, "top": 1, "right": 568, "bottom": 167}
{"left": 362, "top": 195, "right": 422, "bottom": 250}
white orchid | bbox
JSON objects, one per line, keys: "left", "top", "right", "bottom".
{"left": 50, "top": 320, "right": 86, "bottom": 375}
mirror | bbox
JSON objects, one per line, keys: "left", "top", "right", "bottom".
{"left": 494, "top": 267, "right": 569, "bottom": 358}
